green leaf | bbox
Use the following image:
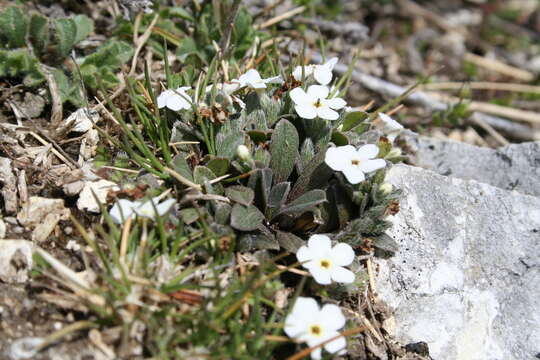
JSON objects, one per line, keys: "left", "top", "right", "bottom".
{"left": 29, "top": 14, "right": 49, "bottom": 54}
{"left": 0, "top": 6, "right": 28, "bottom": 48}
{"left": 373, "top": 234, "right": 399, "bottom": 258}
{"left": 194, "top": 166, "right": 223, "bottom": 194}
{"left": 207, "top": 157, "right": 230, "bottom": 177}
{"left": 172, "top": 154, "right": 194, "bottom": 181}
{"left": 230, "top": 204, "right": 265, "bottom": 232}
{"left": 342, "top": 111, "right": 368, "bottom": 132}
{"left": 331, "top": 131, "right": 349, "bottom": 146}
{"left": 54, "top": 18, "right": 77, "bottom": 57}
{"left": 298, "top": 138, "right": 315, "bottom": 173}
{"left": 269, "top": 119, "right": 299, "bottom": 184}
{"left": 215, "top": 203, "right": 231, "bottom": 225}
{"left": 275, "top": 230, "right": 305, "bottom": 253}
{"left": 267, "top": 182, "right": 290, "bottom": 210}
{"left": 225, "top": 186, "right": 255, "bottom": 206}
{"left": 289, "top": 148, "right": 333, "bottom": 201}
{"left": 237, "top": 232, "right": 279, "bottom": 252}
{"left": 168, "top": 7, "right": 195, "bottom": 22}
{"left": 73, "top": 15, "right": 94, "bottom": 43}
{"left": 275, "top": 189, "right": 326, "bottom": 218}
{"left": 179, "top": 208, "right": 199, "bottom": 224}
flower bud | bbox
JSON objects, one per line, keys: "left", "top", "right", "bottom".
{"left": 236, "top": 145, "right": 251, "bottom": 161}
{"left": 379, "top": 183, "right": 393, "bottom": 195}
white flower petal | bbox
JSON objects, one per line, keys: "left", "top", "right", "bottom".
{"left": 309, "top": 346, "right": 322, "bottom": 360}
{"left": 330, "top": 266, "right": 355, "bottom": 284}
{"left": 307, "top": 234, "right": 332, "bottom": 256}
{"left": 263, "top": 75, "right": 283, "bottom": 84}
{"left": 307, "top": 85, "right": 329, "bottom": 99}
{"left": 313, "top": 66, "right": 333, "bottom": 85}
{"left": 356, "top": 144, "right": 380, "bottom": 160}
{"left": 295, "top": 104, "right": 318, "bottom": 119}
{"left": 359, "top": 158, "right": 386, "bottom": 173}
{"left": 157, "top": 90, "right": 172, "bottom": 108}
{"left": 379, "top": 113, "right": 403, "bottom": 132}
{"left": 109, "top": 199, "right": 136, "bottom": 224}
{"left": 330, "top": 243, "right": 355, "bottom": 266}
{"left": 290, "top": 87, "right": 310, "bottom": 105}
{"left": 316, "top": 106, "right": 339, "bottom": 121}
{"left": 297, "top": 245, "right": 315, "bottom": 263}
{"left": 284, "top": 314, "right": 307, "bottom": 339}
{"left": 323, "top": 331, "right": 347, "bottom": 354}
{"left": 320, "top": 304, "right": 346, "bottom": 331}
{"left": 155, "top": 198, "right": 176, "bottom": 216}
{"left": 324, "top": 145, "right": 356, "bottom": 171}
{"left": 293, "top": 65, "right": 314, "bottom": 81}
{"left": 326, "top": 97, "right": 347, "bottom": 110}
{"left": 239, "top": 69, "right": 261, "bottom": 85}
{"left": 290, "top": 297, "right": 319, "bottom": 323}
{"left": 342, "top": 166, "right": 365, "bottom": 184}
{"left": 250, "top": 81, "right": 267, "bottom": 89}
{"left": 310, "top": 267, "right": 332, "bottom": 285}
{"left": 167, "top": 94, "right": 190, "bottom": 111}
{"left": 324, "top": 57, "right": 338, "bottom": 71}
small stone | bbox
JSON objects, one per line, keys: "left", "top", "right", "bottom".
{"left": 58, "top": 108, "right": 99, "bottom": 134}
{"left": 32, "top": 213, "right": 61, "bottom": 242}
{"left": 12, "top": 93, "right": 46, "bottom": 119}
{"left": 0, "top": 218, "right": 6, "bottom": 239}
{"left": 0, "top": 240, "right": 35, "bottom": 283}
{"left": 66, "top": 240, "right": 80, "bottom": 252}
{"left": 77, "top": 180, "right": 119, "bottom": 213}
{"left": 17, "top": 197, "right": 70, "bottom": 227}
{"left": 0, "top": 157, "right": 18, "bottom": 214}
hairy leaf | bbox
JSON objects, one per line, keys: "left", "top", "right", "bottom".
{"left": 225, "top": 186, "right": 255, "bottom": 206}
{"left": 0, "top": 6, "right": 28, "bottom": 48}
{"left": 275, "top": 189, "right": 326, "bottom": 218}
{"left": 237, "top": 232, "right": 279, "bottom": 252}
{"left": 54, "top": 18, "right": 77, "bottom": 57}
{"left": 269, "top": 119, "right": 299, "bottom": 184}
{"left": 29, "top": 14, "right": 49, "bottom": 54}
{"left": 231, "top": 204, "right": 265, "bottom": 231}
{"left": 341, "top": 111, "right": 368, "bottom": 132}
{"left": 275, "top": 230, "right": 305, "bottom": 253}
{"left": 73, "top": 14, "right": 94, "bottom": 43}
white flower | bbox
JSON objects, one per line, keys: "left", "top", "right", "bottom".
{"left": 375, "top": 113, "right": 404, "bottom": 142}
{"left": 284, "top": 297, "right": 347, "bottom": 360}
{"left": 236, "top": 69, "right": 282, "bottom": 90}
{"left": 297, "top": 235, "right": 355, "bottom": 285}
{"left": 109, "top": 197, "right": 176, "bottom": 224}
{"left": 325, "top": 144, "right": 386, "bottom": 184}
{"left": 293, "top": 57, "right": 338, "bottom": 85}
{"left": 109, "top": 199, "right": 137, "bottom": 224}
{"left": 290, "top": 85, "right": 346, "bottom": 120}
{"left": 157, "top": 86, "right": 192, "bottom": 111}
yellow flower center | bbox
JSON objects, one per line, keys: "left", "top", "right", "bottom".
{"left": 313, "top": 99, "right": 323, "bottom": 108}
{"left": 309, "top": 324, "right": 322, "bottom": 336}
{"left": 351, "top": 159, "right": 361, "bottom": 166}
{"left": 319, "top": 259, "right": 331, "bottom": 269}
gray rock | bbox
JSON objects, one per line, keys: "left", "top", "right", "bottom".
{"left": 377, "top": 164, "right": 540, "bottom": 360}
{"left": 0, "top": 157, "right": 18, "bottom": 214}
{"left": 404, "top": 134, "right": 540, "bottom": 196}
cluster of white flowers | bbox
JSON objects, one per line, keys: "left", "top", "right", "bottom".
{"left": 109, "top": 196, "right": 176, "bottom": 224}
{"left": 290, "top": 85, "right": 346, "bottom": 121}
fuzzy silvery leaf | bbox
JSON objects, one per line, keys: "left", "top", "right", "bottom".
{"left": 29, "top": 14, "right": 49, "bottom": 54}
{"left": 215, "top": 119, "right": 244, "bottom": 159}
{"left": 231, "top": 204, "right": 265, "bottom": 232}
{"left": 237, "top": 232, "right": 279, "bottom": 252}
{"left": 373, "top": 234, "right": 399, "bottom": 257}
{"left": 275, "top": 189, "right": 326, "bottom": 218}
{"left": 0, "top": 6, "right": 28, "bottom": 48}
{"left": 259, "top": 93, "right": 281, "bottom": 127}
{"left": 298, "top": 138, "right": 315, "bottom": 173}
{"left": 253, "top": 147, "right": 271, "bottom": 167}
{"left": 289, "top": 149, "right": 332, "bottom": 201}
{"left": 269, "top": 119, "right": 299, "bottom": 185}
{"left": 179, "top": 208, "right": 199, "bottom": 224}
{"left": 276, "top": 230, "right": 305, "bottom": 253}
{"left": 194, "top": 166, "right": 223, "bottom": 194}
{"left": 214, "top": 203, "right": 232, "bottom": 225}
{"left": 246, "top": 109, "right": 268, "bottom": 129}
{"left": 173, "top": 154, "right": 194, "bottom": 181}
{"left": 54, "top": 18, "right": 77, "bottom": 58}
{"left": 73, "top": 15, "right": 94, "bottom": 43}
{"left": 225, "top": 186, "right": 255, "bottom": 206}
{"left": 267, "top": 182, "right": 290, "bottom": 210}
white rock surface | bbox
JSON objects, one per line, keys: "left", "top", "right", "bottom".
{"left": 404, "top": 135, "right": 540, "bottom": 196}
{"left": 17, "top": 197, "right": 70, "bottom": 227}
{"left": 0, "top": 240, "right": 35, "bottom": 283}
{"left": 377, "top": 164, "right": 540, "bottom": 360}
{"left": 77, "top": 180, "right": 119, "bottom": 213}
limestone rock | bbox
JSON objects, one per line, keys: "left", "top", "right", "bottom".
{"left": 404, "top": 134, "right": 540, "bottom": 196}
{"left": 0, "top": 240, "right": 35, "bottom": 283}
{"left": 17, "top": 197, "right": 70, "bottom": 227}
{"left": 0, "top": 157, "right": 18, "bottom": 214}
{"left": 377, "top": 164, "right": 540, "bottom": 360}
{"left": 77, "top": 180, "right": 119, "bottom": 213}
